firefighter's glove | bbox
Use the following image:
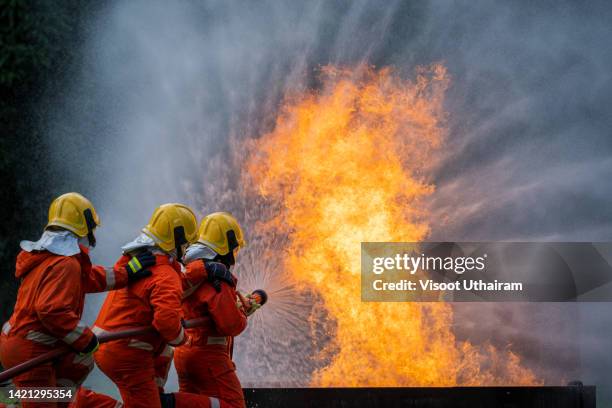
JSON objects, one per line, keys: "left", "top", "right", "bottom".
{"left": 245, "top": 293, "right": 262, "bottom": 316}
{"left": 126, "top": 251, "right": 155, "bottom": 283}
{"left": 236, "top": 292, "right": 261, "bottom": 316}
{"left": 79, "top": 334, "right": 99, "bottom": 356}
{"left": 205, "top": 261, "right": 234, "bottom": 292}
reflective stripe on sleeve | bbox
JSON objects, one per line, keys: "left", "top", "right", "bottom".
{"left": 63, "top": 321, "right": 88, "bottom": 345}
{"left": 128, "top": 257, "right": 142, "bottom": 272}
{"left": 26, "top": 330, "right": 58, "bottom": 345}
{"left": 92, "top": 325, "right": 110, "bottom": 336}
{"left": 206, "top": 336, "right": 227, "bottom": 346}
{"left": 105, "top": 267, "right": 117, "bottom": 290}
{"left": 1, "top": 321, "right": 11, "bottom": 335}
{"left": 167, "top": 326, "right": 185, "bottom": 346}
{"left": 209, "top": 397, "right": 220, "bottom": 408}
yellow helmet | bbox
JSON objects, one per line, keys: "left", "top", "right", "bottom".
{"left": 143, "top": 203, "right": 198, "bottom": 252}
{"left": 46, "top": 193, "right": 100, "bottom": 243}
{"left": 197, "top": 212, "right": 245, "bottom": 256}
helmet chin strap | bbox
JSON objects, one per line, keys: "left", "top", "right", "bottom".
{"left": 215, "top": 229, "right": 239, "bottom": 268}
{"left": 83, "top": 208, "right": 97, "bottom": 247}
{"left": 173, "top": 226, "right": 187, "bottom": 262}
{"left": 214, "top": 251, "right": 235, "bottom": 269}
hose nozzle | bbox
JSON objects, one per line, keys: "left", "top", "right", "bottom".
{"left": 250, "top": 289, "right": 268, "bottom": 306}
{"left": 237, "top": 289, "right": 268, "bottom": 316}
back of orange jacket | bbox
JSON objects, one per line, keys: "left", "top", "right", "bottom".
{"left": 181, "top": 260, "right": 247, "bottom": 348}
{"left": 94, "top": 254, "right": 186, "bottom": 351}
{"left": 3, "top": 246, "right": 127, "bottom": 351}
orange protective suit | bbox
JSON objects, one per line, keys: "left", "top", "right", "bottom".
{"left": 70, "top": 388, "right": 121, "bottom": 408}
{"left": 92, "top": 254, "right": 185, "bottom": 408}
{"left": 0, "top": 246, "right": 129, "bottom": 408}
{"left": 173, "top": 260, "right": 247, "bottom": 408}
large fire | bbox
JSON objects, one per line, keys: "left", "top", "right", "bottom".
{"left": 243, "top": 65, "right": 540, "bottom": 386}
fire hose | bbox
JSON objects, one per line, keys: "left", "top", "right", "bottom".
{"left": 0, "top": 317, "right": 208, "bottom": 384}
{"left": 0, "top": 289, "right": 268, "bottom": 384}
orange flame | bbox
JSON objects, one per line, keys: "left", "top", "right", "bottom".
{"left": 244, "top": 64, "right": 540, "bottom": 386}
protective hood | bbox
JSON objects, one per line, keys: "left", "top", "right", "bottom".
{"left": 15, "top": 250, "right": 53, "bottom": 279}
{"left": 183, "top": 243, "right": 217, "bottom": 263}
{"left": 121, "top": 232, "right": 158, "bottom": 254}
{"left": 20, "top": 230, "right": 81, "bottom": 257}
{"left": 122, "top": 232, "right": 176, "bottom": 260}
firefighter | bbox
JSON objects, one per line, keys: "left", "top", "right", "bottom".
{"left": 0, "top": 193, "right": 154, "bottom": 408}
{"left": 91, "top": 203, "right": 198, "bottom": 408}
{"left": 162, "top": 212, "right": 258, "bottom": 408}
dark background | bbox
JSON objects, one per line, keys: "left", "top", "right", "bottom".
{"left": 0, "top": 1, "right": 91, "bottom": 325}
